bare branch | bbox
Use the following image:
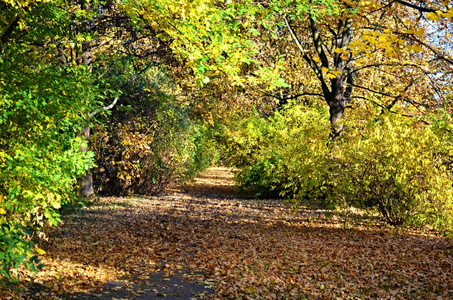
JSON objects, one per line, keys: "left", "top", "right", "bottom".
{"left": 88, "top": 59, "right": 155, "bottom": 118}
{"left": 284, "top": 16, "right": 331, "bottom": 95}
{"left": 263, "top": 91, "right": 324, "bottom": 101}
{"left": 89, "top": 97, "right": 119, "bottom": 117}
{"left": 350, "top": 83, "right": 395, "bottom": 98}
{"left": 393, "top": 0, "right": 437, "bottom": 13}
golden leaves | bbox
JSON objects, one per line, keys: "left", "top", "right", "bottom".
{"left": 414, "top": 28, "right": 425, "bottom": 38}
{"left": 426, "top": 11, "right": 441, "bottom": 22}
{"left": 321, "top": 67, "right": 342, "bottom": 79}
{"left": 426, "top": 8, "right": 453, "bottom": 22}
{"left": 2, "top": 168, "right": 452, "bottom": 299}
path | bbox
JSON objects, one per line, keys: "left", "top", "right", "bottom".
{"left": 60, "top": 167, "right": 239, "bottom": 300}
{"left": 20, "top": 167, "right": 240, "bottom": 300}
{"left": 2, "top": 167, "right": 453, "bottom": 299}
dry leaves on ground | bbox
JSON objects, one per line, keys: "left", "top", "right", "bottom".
{"left": 1, "top": 167, "right": 453, "bottom": 299}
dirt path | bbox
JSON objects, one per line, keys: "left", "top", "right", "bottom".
{"left": 3, "top": 167, "right": 453, "bottom": 299}
{"left": 7, "top": 168, "right": 239, "bottom": 300}
{"left": 58, "top": 167, "right": 240, "bottom": 300}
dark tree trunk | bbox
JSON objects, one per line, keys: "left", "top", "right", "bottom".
{"left": 327, "top": 78, "right": 346, "bottom": 139}
{"left": 78, "top": 0, "right": 95, "bottom": 197}
{"left": 284, "top": 15, "right": 353, "bottom": 139}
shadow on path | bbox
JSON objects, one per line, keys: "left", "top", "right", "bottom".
{"left": 3, "top": 167, "right": 452, "bottom": 299}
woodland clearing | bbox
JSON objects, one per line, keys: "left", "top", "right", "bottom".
{"left": 1, "top": 167, "right": 452, "bottom": 299}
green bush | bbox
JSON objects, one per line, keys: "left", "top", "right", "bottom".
{"left": 92, "top": 68, "right": 221, "bottom": 195}
{"left": 0, "top": 63, "right": 97, "bottom": 280}
{"left": 225, "top": 104, "right": 331, "bottom": 200}
{"left": 0, "top": 0, "right": 104, "bottom": 280}
{"left": 225, "top": 103, "right": 453, "bottom": 234}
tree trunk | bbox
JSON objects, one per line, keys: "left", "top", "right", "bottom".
{"left": 78, "top": 0, "right": 94, "bottom": 197}
{"left": 327, "top": 79, "right": 346, "bottom": 139}
{"left": 79, "top": 125, "right": 94, "bottom": 196}
{"left": 284, "top": 15, "right": 352, "bottom": 139}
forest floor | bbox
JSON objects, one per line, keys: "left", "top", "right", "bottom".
{"left": 2, "top": 167, "right": 453, "bottom": 299}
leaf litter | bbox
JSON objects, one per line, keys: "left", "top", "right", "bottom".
{"left": 1, "top": 167, "right": 453, "bottom": 299}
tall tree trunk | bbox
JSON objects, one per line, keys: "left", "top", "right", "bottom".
{"left": 78, "top": 0, "right": 95, "bottom": 197}
{"left": 284, "top": 15, "right": 352, "bottom": 139}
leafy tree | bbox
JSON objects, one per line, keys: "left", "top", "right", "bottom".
{"left": 0, "top": 0, "right": 101, "bottom": 280}
{"left": 248, "top": 0, "right": 453, "bottom": 136}
{"left": 221, "top": 0, "right": 453, "bottom": 231}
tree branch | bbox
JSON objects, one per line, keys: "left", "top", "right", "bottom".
{"left": 264, "top": 91, "right": 324, "bottom": 101}
{"left": 88, "top": 59, "right": 155, "bottom": 117}
{"left": 89, "top": 97, "right": 119, "bottom": 117}
{"left": 309, "top": 16, "right": 330, "bottom": 69}
{"left": 409, "top": 36, "right": 453, "bottom": 65}
{"left": 350, "top": 83, "right": 395, "bottom": 98}
{"left": 393, "top": 0, "right": 437, "bottom": 13}
{"left": 0, "top": 15, "right": 19, "bottom": 51}
{"left": 284, "top": 16, "right": 331, "bottom": 95}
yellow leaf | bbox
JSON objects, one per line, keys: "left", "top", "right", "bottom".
{"left": 443, "top": 8, "right": 453, "bottom": 19}
{"left": 427, "top": 12, "right": 440, "bottom": 21}
{"left": 0, "top": 207, "right": 6, "bottom": 215}
{"left": 35, "top": 247, "right": 46, "bottom": 255}
{"left": 334, "top": 48, "right": 343, "bottom": 54}
{"left": 412, "top": 45, "right": 423, "bottom": 52}
{"left": 326, "top": 72, "right": 337, "bottom": 79}
{"left": 414, "top": 28, "right": 425, "bottom": 37}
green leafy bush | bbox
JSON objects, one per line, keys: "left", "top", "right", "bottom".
{"left": 225, "top": 104, "right": 453, "bottom": 234}
{"left": 225, "top": 104, "right": 331, "bottom": 200}
{"left": 0, "top": 62, "right": 97, "bottom": 280}
{"left": 92, "top": 68, "right": 220, "bottom": 196}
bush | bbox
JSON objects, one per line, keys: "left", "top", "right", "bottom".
{"left": 333, "top": 113, "right": 453, "bottom": 230}
{"left": 0, "top": 63, "right": 97, "bottom": 280}
{"left": 225, "top": 103, "right": 453, "bottom": 234}
{"left": 92, "top": 68, "right": 221, "bottom": 196}
{"left": 225, "top": 104, "right": 331, "bottom": 200}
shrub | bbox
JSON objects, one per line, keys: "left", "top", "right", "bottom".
{"left": 333, "top": 113, "right": 453, "bottom": 230}
{"left": 0, "top": 63, "right": 97, "bottom": 280}
{"left": 225, "top": 104, "right": 331, "bottom": 200}
{"left": 92, "top": 68, "right": 221, "bottom": 196}
{"left": 225, "top": 104, "right": 453, "bottom": 234}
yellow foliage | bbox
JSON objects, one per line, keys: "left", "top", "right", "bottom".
{"left": 333, "top": 112, "right": 453, "bottom": 229}
{"left": 228, "top": 104, "right": 453, "bottom": 234}
{"left": 414, "top": 28, "right": 425, "bottom": 37}
{"left": 426, "top": 12, "right": 440, "bottom": 21}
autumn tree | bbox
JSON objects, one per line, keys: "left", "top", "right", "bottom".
{"left": 223, "top": 0, "right": 453, "bottom": 228}
{"left": 246, "top": 0, "right": 453, "bottom": 137}
{"left": 0, "top": 0, "right": 102, "bottom": 279}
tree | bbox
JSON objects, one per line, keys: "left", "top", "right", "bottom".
{"left": 225, "top": 0, "right": 453, "bottom": 136}
{"left": 0, "top": 0, "right": 102, "bottom": 279}
{"left": 222, "top": 0, "right": 453, "bottom": 229}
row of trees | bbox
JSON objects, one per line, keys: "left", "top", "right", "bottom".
{"left": 1, "top": 0, "right": 452, "bottom": 280}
